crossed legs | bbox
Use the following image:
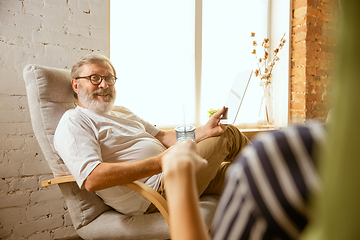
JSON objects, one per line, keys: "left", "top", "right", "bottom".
{"left": 145, "top": 125, "right": 249, "bottom": 213}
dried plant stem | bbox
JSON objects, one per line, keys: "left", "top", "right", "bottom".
{"left": 251, "top": 32, "right": 286, "bottom": 86}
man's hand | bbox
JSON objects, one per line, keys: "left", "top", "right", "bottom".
{"left": 162, "top": 140, "right": 208, "bottom": 177}
{"left": 195, "top": 106, "right": 228, "bottom": 143}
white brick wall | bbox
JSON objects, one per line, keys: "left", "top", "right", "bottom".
{"left": 0, "top": 0, "right": 109, "bottom": 239}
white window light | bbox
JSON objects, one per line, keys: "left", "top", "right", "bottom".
{"left": 110, "top": 0, "right": 290, "bottom": 128}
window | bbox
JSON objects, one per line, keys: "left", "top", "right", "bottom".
{"left": 110, "top": 0, "right": 290, "bottom": 128}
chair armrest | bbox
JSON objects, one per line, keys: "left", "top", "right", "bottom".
{"left": 41, "top": 175, "right": 170, "bottom": 226}
{"left": 122, "top": 181, "right": 169, "bottom": 225}
{"left": 42, "top": 175, "right": 76, "bottom": 187}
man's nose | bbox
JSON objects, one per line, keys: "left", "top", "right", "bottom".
{"left": 98, "top": 77, "right": 109, "bottom": 88}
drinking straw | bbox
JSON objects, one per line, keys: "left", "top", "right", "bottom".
{"left": 183, "top": 104, "right": 187, "bottom": 140}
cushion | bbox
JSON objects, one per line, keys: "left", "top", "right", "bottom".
{"left": 23, "top": 64, "right": 112, "bottom": 230}
{"left": 23, "top": 64, "right": 76, "bottom": 177}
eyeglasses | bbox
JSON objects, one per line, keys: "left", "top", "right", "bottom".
{"left": 75, "top": 74, "right": 117, "bottom": 86}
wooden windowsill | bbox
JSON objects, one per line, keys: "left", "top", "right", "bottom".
{"left": 159, "top": 126, "right": 275, "bottom": 140}
{"left": 239, "top": 128, "right": 275, "bottom": 140}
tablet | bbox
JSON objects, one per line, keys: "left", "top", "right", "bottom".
{"left": 220, "top": 70, "right": 253, "bottom": 124}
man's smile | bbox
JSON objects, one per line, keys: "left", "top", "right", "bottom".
{"left": 96, "top": 93, "right": 109, "bottom": 96}
{"left": 90, "top": 89, "right": 114, "bottom": 99}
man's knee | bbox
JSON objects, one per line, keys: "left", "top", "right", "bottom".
{"left": 222, "top": 125, "right": 250, "bottom": 151}
{"left": 196, "top": 125, "right": 249, "bottom": 161}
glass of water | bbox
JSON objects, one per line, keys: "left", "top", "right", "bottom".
{"left": 174, "top": 125, "right": 196, "bottom": 142}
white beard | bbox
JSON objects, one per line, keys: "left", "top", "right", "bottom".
{"left": 77, "top": 86, "right": 116, "bottom": 114}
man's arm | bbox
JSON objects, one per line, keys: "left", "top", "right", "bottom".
{"left": 83, "top": 154, "right": 163, "bottom": 191}
{"left": 155, "top": 106, "right": 228, "bottom": 148}
{"left": 154, "top": 130, "right": 176, "bottom": 148}
{"left": 162, "top": 141, "right": 210, "bottom": 240}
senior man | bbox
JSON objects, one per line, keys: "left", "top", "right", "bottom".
{"left": 54, "top": 54, "right": 249, "bottom": 215}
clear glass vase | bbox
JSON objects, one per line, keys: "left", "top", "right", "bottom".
{"left": 258, "top": 83, "right": 274, "bottom": 127}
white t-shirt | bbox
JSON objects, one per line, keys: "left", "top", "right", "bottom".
{"left": 54, "top": 106, "right": 166, "bottom": 215}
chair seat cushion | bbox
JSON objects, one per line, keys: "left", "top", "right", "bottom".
{"left": 76, "top": 194, "right": 219, "bottom": 240}
{"left": 61, "top": 182, "right": 218, "bottom": 240}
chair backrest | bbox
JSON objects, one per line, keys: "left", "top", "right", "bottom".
{"left": 23, "top": 64, "right": 112, "bottom": 230}
{"left": 23, "top": 64, "right": 76, "bottom": 177}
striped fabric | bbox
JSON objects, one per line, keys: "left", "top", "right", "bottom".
{"left": 211, "top": 123, "right": 327, "bottom": 240}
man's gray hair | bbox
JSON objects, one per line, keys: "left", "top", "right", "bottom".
{"left": 71, "top": 54, "right": 117, "bottom": 79}
{"left": 71, "top": 54, "right": 116, "bottom": 99}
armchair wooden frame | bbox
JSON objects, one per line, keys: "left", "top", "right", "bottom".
{"left": 42, "top": 175, "right": 170, "bottom": 226}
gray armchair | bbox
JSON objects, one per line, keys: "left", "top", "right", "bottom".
{"left": 23, "top": 64, "right": 218, "bottom": 240}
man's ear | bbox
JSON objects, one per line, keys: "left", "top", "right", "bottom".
{"left": 71, "top": 78, "right": 79, "bottom": 100}
{"left": 71, "top": 78, "right": 79, "bottom": 94}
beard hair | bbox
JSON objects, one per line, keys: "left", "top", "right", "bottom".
{"left": 77, "top": 85, "right": 116, "bottom": 114}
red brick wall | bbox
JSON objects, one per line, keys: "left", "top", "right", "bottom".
{"left": 290, "top": 0, "right": 338, "bottom": 124}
